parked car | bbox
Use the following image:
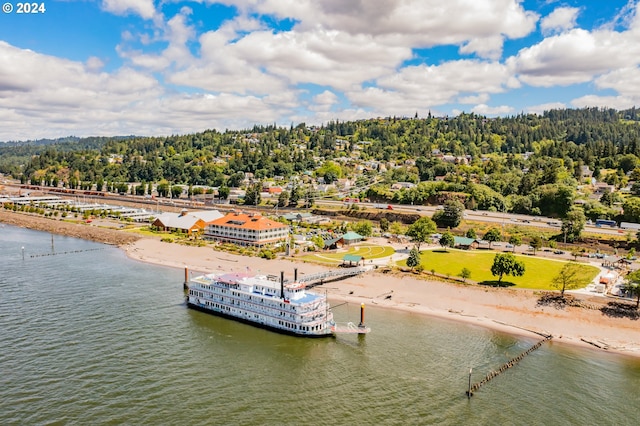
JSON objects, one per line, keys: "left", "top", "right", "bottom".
{"left": 505, "top": 243, "right": 514, "bottom": 248}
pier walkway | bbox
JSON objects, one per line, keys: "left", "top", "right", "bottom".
{"left": 284, "top": 266, "right": 371, "bottom": 287}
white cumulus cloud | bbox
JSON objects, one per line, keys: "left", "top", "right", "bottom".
{"left": 540, "top": 7, "right": 580, "bottom": 35}
{"left": 102, "top": 0, "right": 156, "bottom": 20}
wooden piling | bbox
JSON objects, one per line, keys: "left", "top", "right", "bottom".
{"left": 466, "top": 335, "right": 552, "bottom": 397}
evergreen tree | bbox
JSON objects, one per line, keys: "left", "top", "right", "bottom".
{"left": 406, "top": 246, "right": 421, "bottom": 271}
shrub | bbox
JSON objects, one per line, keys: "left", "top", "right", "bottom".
{"left": 259, "top": 249, "right": 276, "bottom": 259}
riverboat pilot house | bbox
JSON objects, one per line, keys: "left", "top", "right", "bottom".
{"left": 204, "top": 211, "right": 289, "bottom": 247}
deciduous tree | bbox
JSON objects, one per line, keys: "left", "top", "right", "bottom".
{"left": 622, "top": 270, "right": 640, "bottom": 309}
{"left": 352, "top": 220, "right": 373, "bottom": 237}
{"left": 551, "top": 263, "right": 584, "bottom": 297}
{"left": 530, "top": 234, "right": 544, "bottom": 255}
{"left": 459, "top": 267, "right": 471, "bottom": 282}
{"left": 508, "top": 234, "right": 522, "bottom": 251}
{"left": 439, "top": 231, "right": 455, "bottom": 251}
{"left": 277, "top": 190, "right": 290, "bottom": 207}
{"left": 406, "top": 217, "right": 436, "bottom": 250}
{"left": 490, "top": 253, "right": 525, "bottom": 284}
{"left": 561, "top": 206, "right": 586, "bottom": 242}
{"left": 483, "top": 227, "right": 502, "bottom": 248}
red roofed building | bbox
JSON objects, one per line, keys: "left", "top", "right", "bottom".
{"left": 266, "top": 186, "right": 283, "bottom": 194}
{"left": 204, "top": 211, "right": 289, "bottom": 247}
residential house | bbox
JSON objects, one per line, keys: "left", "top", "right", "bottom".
{"left": 391, "top": 182, "right": 416, "bottom": 190}
{"left": 580, "top": 165, "right": 593, "bottom": 179}
{"left": 594, "top": 182, "right": 615, "bottom": 194}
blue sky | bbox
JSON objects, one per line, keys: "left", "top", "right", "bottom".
{"left": 1, "top": 0, "right": 639, "bottom": 141}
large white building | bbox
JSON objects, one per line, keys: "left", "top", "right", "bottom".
{"left": 204, "top": 211, "right": 289, "bottom": 247}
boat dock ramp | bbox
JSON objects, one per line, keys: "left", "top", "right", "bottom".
{"left": 279, "top": 266, "right": 371, "bottom": 287}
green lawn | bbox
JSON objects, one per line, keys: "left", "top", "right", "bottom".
{"left": 300, "top": 245, "right": 395, "bottom": 264}
{"left": 404, "top": 249, "right": 600, "bottom": 290}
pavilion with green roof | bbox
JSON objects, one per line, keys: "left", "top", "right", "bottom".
{"left": 341, "top": 231, "right": 363, "bottom": 245}
{"left": 342, "top": 254, "right": 364, "bottom": 267}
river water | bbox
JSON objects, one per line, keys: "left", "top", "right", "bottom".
{"left": 1, "top": 225, "right": 639, "bottom": 425}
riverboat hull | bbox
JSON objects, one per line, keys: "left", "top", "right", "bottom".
{"left": 186, "top": 301, "right": 335, "bottom": 338}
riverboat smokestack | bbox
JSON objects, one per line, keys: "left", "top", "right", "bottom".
{"left": 294, "top": 268, "right": 298, "bottom": 282}
{"left": 184, "top": 267, "right": 189, "bottom": 290}
{"left": 280, "top": 271, "right": 284, "bottom": 299}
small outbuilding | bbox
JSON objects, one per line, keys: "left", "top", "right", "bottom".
{"left": 453, "top": 236, "right": 478, "bottom": 250}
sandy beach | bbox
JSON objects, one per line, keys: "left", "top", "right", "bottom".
{"left": 124, "top": 237, "right": 640, "bottom": 358}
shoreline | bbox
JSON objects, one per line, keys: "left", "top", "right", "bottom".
{"left": 3, "top": 210, "right": 640, "bottom": 359}
{"left": 123, "top": 237, "right": 640, "bottom": 359}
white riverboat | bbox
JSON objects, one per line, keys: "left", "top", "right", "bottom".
{"left": 186, "top": 270, "right": 337, "bottom": 337}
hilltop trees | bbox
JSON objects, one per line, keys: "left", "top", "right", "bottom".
{"left": 8, "top": 108, "right": 640, "bottom": 231}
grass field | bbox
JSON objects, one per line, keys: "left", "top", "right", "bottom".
{"left": 404, "top": 249, "right": 600, "bottom": 290}
{"left": 300, "top": 245, "right": 395, "bottom": 265}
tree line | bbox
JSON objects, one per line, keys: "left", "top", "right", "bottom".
{"left": 3, "top": 108, "right": 640, "bottom": 223}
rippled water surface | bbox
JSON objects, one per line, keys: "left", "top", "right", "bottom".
{"left": 1, "top": 225, "right": 639, "bottom": 425}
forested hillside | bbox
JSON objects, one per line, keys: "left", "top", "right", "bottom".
{"left": 4, "top": 107, "right": 640, "bottom": 225}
